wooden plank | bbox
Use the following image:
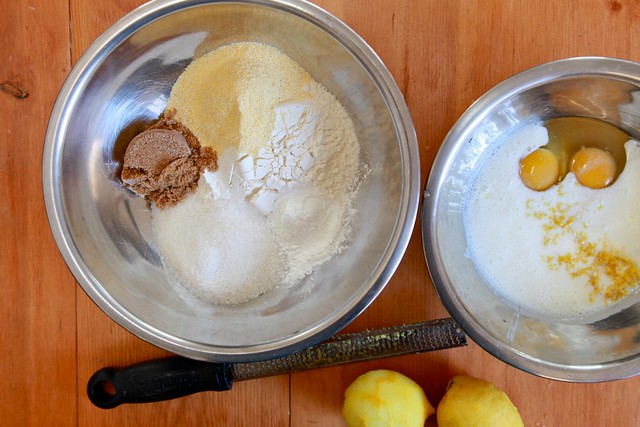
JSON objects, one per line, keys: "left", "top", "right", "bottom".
{"left": 69, "top": 0, "right": 290, "bottom": 425}
{"left": 291, "top": 1, "right": 640, "bottom": 426}
{"left": 0, "top": 0, "right": 76, "bottom": 424}
{"left": 76, "top": 291, "right": 290, "bottom": 426}
{"left": 3, "top": 0, "right": 640, "bottom": 425}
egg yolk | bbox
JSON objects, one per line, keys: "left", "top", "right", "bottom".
{"left": 570, "top": 147, "right": 617, "bottom": 189}
{"left": 519, "top": 148, "right": 560, "bottom": 191}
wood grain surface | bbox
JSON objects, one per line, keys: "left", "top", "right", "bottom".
{"left": 2, "top": 0, "right": 640, "bottom": 425}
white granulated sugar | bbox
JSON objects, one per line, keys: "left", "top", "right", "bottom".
{"left": 152, "top": 186, "right": 287, "bottom": 305}
{"left": 153, "top": 41, "right": 361, "bottom": 305}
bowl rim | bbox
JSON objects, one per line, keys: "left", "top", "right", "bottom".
{"left": 42, "top": 0, "right": 420, "bottom": 362}
{"left": 422, "top": 56, "right": 640, "bottom": 382}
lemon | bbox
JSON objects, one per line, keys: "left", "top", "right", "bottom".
{"left": 341, "top": 369, "right": 434, "bottom": 427}
{"left": 437, "top": 375, "right": 523, "bottom": 427}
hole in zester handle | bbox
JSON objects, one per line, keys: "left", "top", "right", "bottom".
{"left": 87, "top": 368, "right": 121, "bottom": 409}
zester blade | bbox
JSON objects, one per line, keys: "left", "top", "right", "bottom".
{"left": 231, "top": 317, "right": 466, "bottom": 381}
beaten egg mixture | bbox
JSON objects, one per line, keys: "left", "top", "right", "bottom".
{"left": 464, "top": 121, "right": 640, "bottom": 318}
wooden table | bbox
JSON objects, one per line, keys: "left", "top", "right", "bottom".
{"left": 3, "top": 0, "right": 640, "bottom": 425}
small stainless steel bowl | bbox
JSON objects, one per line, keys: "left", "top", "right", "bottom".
{"left": 422, "top": 57, "right": 640, "bottom": 382}
{"left": 43, "top": 0, "right": 419, "bottom": 362}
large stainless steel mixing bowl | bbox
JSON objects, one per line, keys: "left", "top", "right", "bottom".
{"left": 43, "top": 0, "right": 419, "bottom": 362}
{"left": 422, "top": 57, "right": 640, "bottom": 382}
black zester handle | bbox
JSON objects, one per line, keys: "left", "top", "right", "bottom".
{"left": 232, "top": 317, "right": 466, "bottom": 380}
{"left": 87, "top": 358, "right": 232, "bottom": 409}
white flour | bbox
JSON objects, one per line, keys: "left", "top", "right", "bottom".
{"left": 153, "top": 42, "right": 361, "bottom": 305}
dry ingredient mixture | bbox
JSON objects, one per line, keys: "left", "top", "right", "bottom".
{"left": 148, "top": 42, "right": 361, "bottom": 305}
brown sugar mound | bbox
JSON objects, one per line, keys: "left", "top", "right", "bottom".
{"left": 121, "top": 110, "right": 217, "bottom": 208}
